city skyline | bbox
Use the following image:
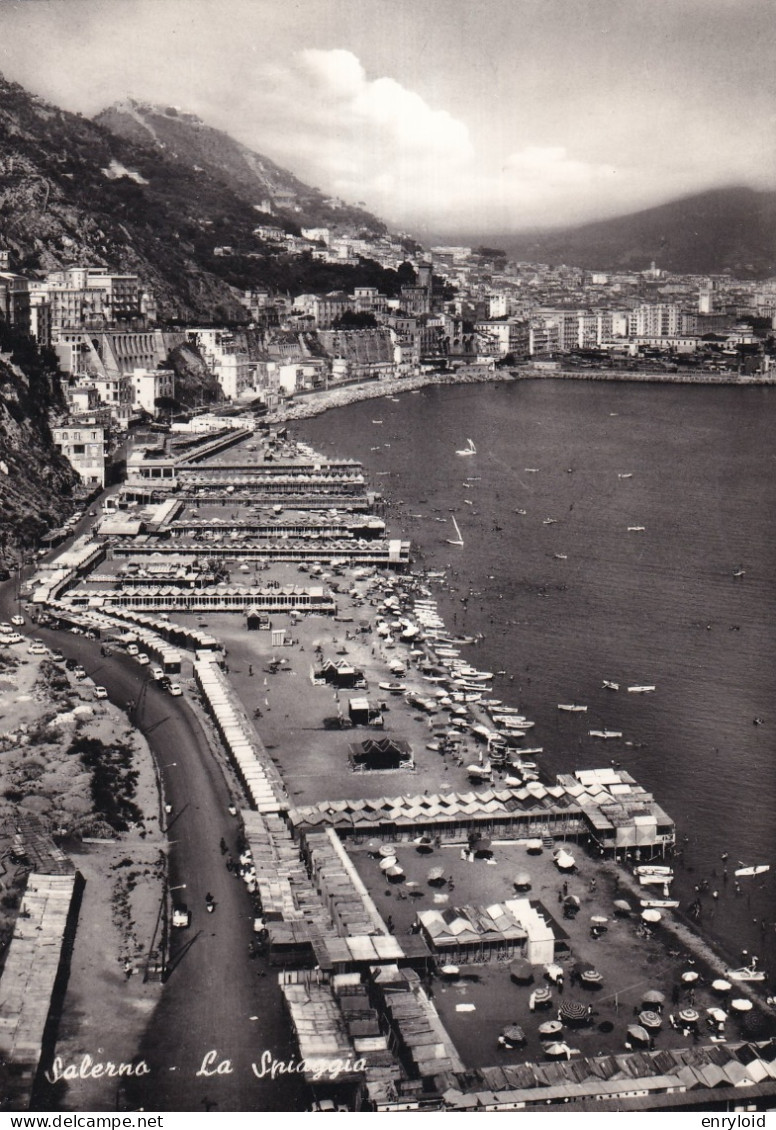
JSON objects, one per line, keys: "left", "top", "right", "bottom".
{"left": 1, "top": 0, "right": 774, "bottom": 235}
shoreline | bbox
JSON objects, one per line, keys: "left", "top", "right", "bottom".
{"left": 268, "top": 364, "right": 775, "bottom": 424}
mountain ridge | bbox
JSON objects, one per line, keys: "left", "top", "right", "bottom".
{"left": 94, "top": 98, "right": 386, "bottom": 235}
{"left": 489, "top": 186, "right": 776, "bottom": 277}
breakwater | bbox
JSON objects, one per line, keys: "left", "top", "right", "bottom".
{"left": 271, "top": 365, "right": 775, "bottom": 424}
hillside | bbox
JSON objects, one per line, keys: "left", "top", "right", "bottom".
{"left": 0, "top": 74, "right": 405, "bottom": 323}
{"left": 0, "top": 325, "right": 77, "bottom": 563}
{"left": 95, "top": 99, "right": 386, "bottom": 236}
{"left": 499, "top": 187, "right": 776, "bottom": 277}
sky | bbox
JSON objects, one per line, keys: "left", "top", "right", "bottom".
{"left": 1, "top": 0, "right": 774, "bottom": 236}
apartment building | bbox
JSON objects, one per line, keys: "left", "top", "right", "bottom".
{"left": 52, "top": 420, "right": 108, "bottom": 487}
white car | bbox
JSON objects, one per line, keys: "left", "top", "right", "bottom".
{"left": 168, "top": 684, "right": 183, "bottom": 697}
{"left": 151, "top": 666, "right": 164, "bottom": 681}
{"left": 6, "top": 633, "right": 24, "bottom": 645}
{"left": 28, "top": 641, "right": 48, "bottom": 655}
{"left": 137, "top": 653, "right": 150, "bottom": 665}
{"left": 94, "top": 686, "right": 108, "bottom": 699}
{"left": 126, "top": 643, "right": 139, "bottom": 656}
{"left": 73, "top": 666, "right": 87, "bottom": 679}
{"left": 11, "top": 615, "right": 24, "bottom": 627}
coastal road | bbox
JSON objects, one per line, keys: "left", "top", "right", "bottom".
{"left": 0, "top": 579, "right": 307, "bottom": 1112}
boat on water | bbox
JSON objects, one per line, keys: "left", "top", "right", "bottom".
{"left": 543, "top": 518, "right": 558, "bottom": 525}
{"left": 733, "top": 568, "right": 746, "bottom": 578}
{"left": 589, "top": 730, "right": 623, "bottom": 739}
{"left": 640, "top": 899, "right": 680, "bottom": 909}
{"left": 627, "top": 526, "right": 646, "bottom": 532}
{"left": 525, "top": 468, "right": 539, "bottom": 473}
{"left": 618, "top": 473, "right": 633, "bottom": 479}
{"left": 372, "top": 419, "right": 383, "bottom": 424}
{"left": 446, "top": 516, "right": 464, "bottom": 546}
{"left": 558, "top": 704, "right": 587, "bottom": 712}
{"left": 554, "top": 553, "right": 568, "bottom": 560}
{"left": 628, "top": 685, "right": 656, "bottom": 693}
{"left": 456, "top": 438, "right": 477, "bottom": 456}
{"left": 726, "top": 966, "right": 766, "bottom": 982}
{"left": 734, "top": 864, "right": 770, "bottom": 877}
{"left": 602, "top": 680, "right": 620, "bottom": 691}
{"left": 634, "top": 865, "right": 673, "bottom": 877}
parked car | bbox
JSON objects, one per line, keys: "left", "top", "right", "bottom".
{"left": 126, "top": 643, "right": 139, "bottom": 656}
{"left": 73, "top": 665, "right": 87, "bottom": 679}
{"left": 50, "top": 650, "right": 65, "bottom": 663}
{"left": 94, "top": 686, "right": 108, "bottom": 699}
{"left": 168, "top": 684, "right": 183, "bottom": 697}
{"left": 6, "top": 633, "right": 24, "bottom": 645}
{"left": 151, "top": 666, "right": 164, "bottom": 681}
{"left": 172, "top": 906, "right": 191, "bottom": 928}
{"left": 137, "top": 653, "right": 150, "bottom": 666}
{"left": 11, "top": 615, "right": 24, "bottom": 627}
{"left": 28, "top": 641, "right": 48, "bottom": 655}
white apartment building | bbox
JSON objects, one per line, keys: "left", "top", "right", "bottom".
{"left": 188, "top": 330, "right": 253, "bottom": 400}
{"left": 91, "top": 372, "right": 134, "bottom": 423}
{"left": 132, "top": 368, "right": 176, "bottom": 417}
{"left": 52, "top": 422, "right": 108, "bottom": 487}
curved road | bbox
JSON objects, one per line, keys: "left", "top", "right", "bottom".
{"left": 1, "top": 576, "right": 308, "bottom": 1112}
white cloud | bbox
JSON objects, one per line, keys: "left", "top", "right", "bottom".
{"left": 238, "top": 49, "right": 715, "bottom": 231}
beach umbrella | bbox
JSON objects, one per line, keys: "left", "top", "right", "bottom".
{"left": 472, "top": 837, "right": 492, "bottom": 855}
{"left": 560, "top": 1000, "right": 588, "bottom": 1023}
{"left": 365, "top": 840, "right": 381, "bottom": 854}
{"left": 642, "top": 990, "right": 665, "bottom": 1005}
{"left": 613, "top": 899, "right": 632, "bottom": 915}
{"left": 545, "top": 1042, "right": 572, "bottom": 1060}
{"left": 711, "top": 978, "right": 731, "bottom": 993}
{"left": 639, "top": 1010, "right": 662, "bottom": 1029}
{"left": 678, "top": 1008, "right": 700, "bottom": 1024}
{"left": 379, "top": 844, "right": 399, "bottom": 857}
{"left": 526, "top": 839, "right": 543, "bottom": 854}
{"left": 415, "top": 835, "right": 434, "bottom": 853}
{"left": 730, "top": 998, "right": 753, "bottom": 1012}
{"left": 510, "top": 959, "right": 534, "bottom": 985}
{"left": 531, "top": 987, "right": 553, "bottom": 1007}
{"left": 513, "top": 871, "right": 532, "bottom": 890}
{"left": 681, "top": 970, "right": 699, "bottom": 983}
{"left": 379, "top": 856, "right": 398, "bottom": 871}
{"left": 580, "top": 969, "right": 603, "bottom": 987}
{"left": 590, "top": 915, "right": 609, "bottom": 926}
{"left": 627, "top": 1025, "right": 651, "bottom": 1045}
{"left": 427, "top": 866, "right": 446, "bottom": 884}
{"left": 555, "top": 849, "right": 576, "bottom": 871}
{"left": 440, "top": 965, "right": 460, "bottom": 978}
{"left": 544, "top": 963, "right": 564, "bottom": 983}
{"left": 706, "top": 1007, "right": 727, "bottom": 1024}
{"left": 564, "top": 894, "right": 581, "bottom": 909}
{"left": 501, "top": 1025, "right": 526, "bottom": 1045}
{"left": 538, "top": 1020, "right": 563, "bottom": 1038}
{"left": 641, "top": 909, "right": 662, "bottom": 923}
{"left": 386, "top": 865, "right": 404, "bottom": 880}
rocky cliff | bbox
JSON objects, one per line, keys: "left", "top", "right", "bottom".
{"left": 0, "top": 328, "right": 77, "bottom": 566}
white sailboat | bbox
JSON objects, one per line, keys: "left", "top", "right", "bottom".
{"left": 456, "top": 438, "right": 477, "bottom": 456}
{"left": 446, "top": 516, "right": 464, "bottom": 546}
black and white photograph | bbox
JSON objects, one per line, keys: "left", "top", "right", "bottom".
{"left": 0, "top": 0, "right": 774, "bottom": 1117}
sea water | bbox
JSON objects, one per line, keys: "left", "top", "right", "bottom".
{"left": 297, "top": 378, "right": 776, "bottom": 973}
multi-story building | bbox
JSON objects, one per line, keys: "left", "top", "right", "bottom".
{"left": 31, "top": 267, "right": 150, "bottom": 334}
{"left": 132, "top": 368, "right": 176, "bottom": 417}
{"left": 52, "top": 420, "right": 108, "bottom": 487}
{"left": 0, "top": 272, "right": 31, "bottom": 335}
{"left": 311, "top": 292, "right": 354, "bottom": 329}
{"left": 91, "top": 373, "right": 134, "bottom": 423}
{"left": 188, "top": 329, "right": 253, "bottom": 400}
